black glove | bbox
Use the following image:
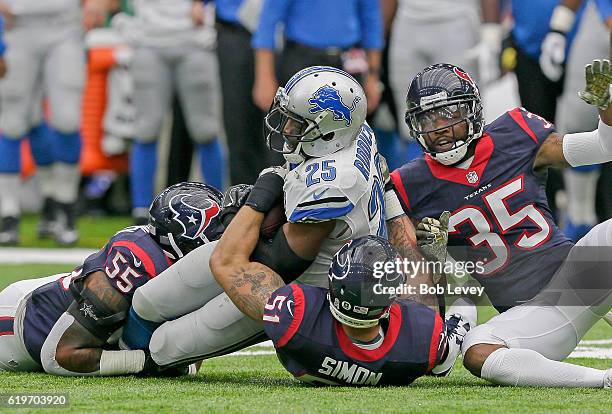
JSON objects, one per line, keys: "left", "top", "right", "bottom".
{"left": 245, "top": 166, "right": 287, "bottom": 213}
{"left": 220, "top": 184, "right": 253, "bottom": 227}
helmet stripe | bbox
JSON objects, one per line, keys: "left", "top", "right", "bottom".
{"left": 285, "top": 66, "right": 358, "bottom": 93}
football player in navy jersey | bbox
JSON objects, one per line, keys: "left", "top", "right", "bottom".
{"left": 209, "top": 199, "right": 477, "bottom": 386}
{"left": 390, "top": 61, "right": 612, "bottom": 387}
{"left": 0, "top": 182, "right": 224, "bottom": 376}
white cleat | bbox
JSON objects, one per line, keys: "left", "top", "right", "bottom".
{"left": 604, "top": 369, "right": 611, "bottom": 389}
{"left": 604, "top": 312, "right": 612, "bottom": 328}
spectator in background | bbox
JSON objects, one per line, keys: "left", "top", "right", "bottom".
{"left": 128, "top": 0, "right": 224, "bottom": 224}
{"left": 216, "top": 0, "right": 282, "bottom": 186}
{"left": 556, "top": 0, "right": 611, "bottom": 241}
{"left": 252, "top": 0, "right": 383, "bottom": 115}
{"left": 388, "top": 0, "right": 498, "bottom": 148}
{"left": 0, "top": 0, "right": 106, "bottom": 246}
{"left": 508, "top": 0, "right": 586, "bottom": 221}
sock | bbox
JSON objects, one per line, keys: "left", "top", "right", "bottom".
{"left": 564, "top": 168, "right": 599, "bottom": 225}
{"left": 28, "top": 123, "right": 55, "bottom": 166}
{"left": 121, "top": 307, "right": 162, "bottom": 350}
{"left": 0, "top": 174, "right": 21, "bottom": 217}
{"left": 0, "top": 135, "right": 22, "bottom": 173}
{"left": 37, "top": 166, "right": 55, "bottom": 201}
{"left": 130, "top": 141, "right": 158, "bottom": 209}
{"left": 481, "top": 347, "right": 606, "bottom": 388}
{"left": 197, "top": 139, "right": 224, "bottom": 190}
{"left": 52, "top": 163, "right": 81, "bottom": 204}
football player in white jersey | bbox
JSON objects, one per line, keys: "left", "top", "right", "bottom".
{"left": 0, "top": 0, "right": 105, "bottom": 245}
{"left": 123, "top": 66, "right": 434, "bottom": 367}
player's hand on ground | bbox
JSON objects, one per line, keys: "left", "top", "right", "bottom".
{"left": 539, "top": 31, "right": 566, "bottom": 82}
{"left": 220, "top": 184, "right": 253, "bottom": 226}
{"left": 245, "top": 166, "right": 287, "bottom": 213}
{"left": 416, "top": 211, "right": 450, "bottom": 263}
{"left": 578, "top": 59, "right": 612, "bottom": 110}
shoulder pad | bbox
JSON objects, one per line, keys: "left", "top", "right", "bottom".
{"left": 284, "top": 148, "right": 370, "bottom": 223}
{"left": 263, "top": 284, "right": 306, "bottom": 347}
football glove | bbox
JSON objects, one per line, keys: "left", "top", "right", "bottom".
{"left": 578, "top": 59, "right": 612, "bottom": 110}
{"left": 220, "top": 184, "right": 253, "bottom": 227}
{"left": 416, "top": 211, "right": 450, "bottom": 264}
{"left": 245, "top": 166, "right": 287, "bottom": 213}
{"left": 539, "top": 31, "right": 566, "bottom": 82}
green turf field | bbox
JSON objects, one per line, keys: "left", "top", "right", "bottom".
{"left": 0, "top": 262, "right": 610, "bottom": 414}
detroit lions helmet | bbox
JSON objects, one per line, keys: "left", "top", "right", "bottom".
{"left": 405, "top": 63, "right": 484, "bottom": 166}
{"left": 327, "top": 236, "right": 405, "bottom": 329}
{"left": 264, "top": 66, "right": 367, "bottom": 164}
{"left": 148, "top": 182, "right": 224, "bottom": 259}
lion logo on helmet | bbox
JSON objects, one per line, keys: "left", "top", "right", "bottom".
{"left": 308, "top": 85, "right": 361, "bottom": 127}
{"left": 169, "top": 194, "right": 220, "bottom": 241}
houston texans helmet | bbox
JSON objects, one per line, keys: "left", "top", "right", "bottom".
{"left": 148, "top": 182, "right": 224, "bottom": 259}
{"left": 327, "top": 236, "right": 405, "bottom": 328}
{"left": 264, "top": 66, "right": 367, "bottom": 164}
{"left": 405, "top": 63, "right": 484, "bottom": 165}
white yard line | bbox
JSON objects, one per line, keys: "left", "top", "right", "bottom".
{"left": 0, "top": 248, "right": 95, "bottom": 264}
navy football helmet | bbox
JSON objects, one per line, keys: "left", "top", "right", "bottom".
{"left": 327, "top": 236, "right": 405, "bottom": 328}
{"left": 405, "top": 63, "right": 484, "bottom": 165}
{"left": 148, "top": 182, "right": 224, "bottom": 259}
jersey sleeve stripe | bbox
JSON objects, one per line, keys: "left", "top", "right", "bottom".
{"left": 427, "top": 314, "right": 444, "bottom": 372}
{"left": 111, "top": 240, "right": 157, "bottom": 277}
{"left": 0, "top": 316, "right": 14, "bottom": 336}
{"left": 390, "top": 170, "right": 411, "bottom": 211}
{"left": 297, "top": 196, "right": 349, "bottom": 208}
{"left": 289, "top": 203, "right": 355, "bottom": 222}
{"left": 276, "top": 284, "right": 306, "bottom": 348}
{"left": 508, "top": 108, "right": 538, "bottom": 144}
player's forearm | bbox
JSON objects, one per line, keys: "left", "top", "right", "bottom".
{"left": 386, "top": 215, "right": 439, "bottom": 312}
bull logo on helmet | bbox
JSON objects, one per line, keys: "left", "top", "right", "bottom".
{"left": 169, "top": 194, "right": 220, "bottom": 241}
{"left": 309, "top": 85, "right": 361, "bottom": 127}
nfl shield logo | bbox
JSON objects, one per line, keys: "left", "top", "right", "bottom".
{"left": 466, "top": 171, "right": 479, "bottom": 184}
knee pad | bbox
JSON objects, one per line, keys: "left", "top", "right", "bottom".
{"left": 131, "top": 288, "right": 166, "bottom": 324}
{"left": 462, "top": 324, "right": 505, "bottom": 357}
{"left": 51, "top": 131, "right": 81, "bottom": 164}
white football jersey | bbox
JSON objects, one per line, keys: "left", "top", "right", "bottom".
{"left": 131, "top": 0, "right": 215, "bottom": 48}
{"left": 284, "top": 124, "right": 386, "bottom": 287}
{"left": 7, "top": 0, "right": 79, "bottom": 16}
{"left": 397, "top": 0, "right": 479, "bottom": 23}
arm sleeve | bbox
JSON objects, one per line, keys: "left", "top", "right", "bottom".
{"left": 507, "top": 107, "right": 555, "bottom": 148}
{"left": 252, "top": 0, "right": 291, "bottom": 49}
{"left": 263, "top": 284, "right": 305, "bottom": 347}
{"left": 358, "top": 0, "right": 383, "bottom": 49}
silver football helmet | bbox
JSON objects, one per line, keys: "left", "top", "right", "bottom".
{"left": 264, "top": 66, "right": 367, "bottom": 164}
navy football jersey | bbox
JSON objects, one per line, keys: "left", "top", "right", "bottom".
{"left": 391, "top": 107, "right": 573, "bottom": 311}
{"left": 263, "top": 284, "right": 444, "bottom": 386}
{"left": 22, "top": 226, "right": 172, "bottom": 365}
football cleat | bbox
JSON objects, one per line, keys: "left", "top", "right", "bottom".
{"left": 431, "top": 298, "right": 477, "bottom": 376}
{"left": 53, "top": 202, "right": 79, "bottom": 246}
{"left": 604, "top": 368, "right": 611, "bottom": 389}
{"left": 37, "top": 198, "right": 57, "bottom": 239}
{"left": 0, "top": 216, "right": 19, "bottom": 246}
